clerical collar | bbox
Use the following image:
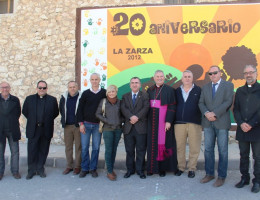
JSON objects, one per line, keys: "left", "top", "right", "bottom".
{"left": 156, "top": 84, "right": 163, "bottom": 88}
{"left": 247, "top": 81, "right": 256, "bottom": 88}
{"left": 37, "top": 94, "right": 46, "bottom": 99}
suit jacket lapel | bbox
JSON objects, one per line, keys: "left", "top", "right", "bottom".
{"left": 214, "top": 80, "right": 224, "bottom": 100}
{"left": 45, "top": 95, "right": 49, "bottom": 114}
{"left": 127, "top": 92, "right": 134, "bottom": 109}
{"left": 134, "top": 91, "right": 142, "bottom": 107}
{"left": 0, "top": 100, "right": 4, "bottom": 115}
{"left": 206, "top": 83, "right": 213, "bottom": 101}
{"left": 33, "top": 94, "right": 38, "bottom": 119}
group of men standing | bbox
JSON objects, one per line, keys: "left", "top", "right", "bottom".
{"left": 0, "top": 80, "right": 59, "bottom": 180}
{"left": 0, "top": 66, "right": 259, "bottom": 193}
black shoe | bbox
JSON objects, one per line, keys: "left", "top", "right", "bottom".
{"left": 79, "top": 171, "right": 89, "bottom": 178}
{"left": 159, "top": 171, "right": 166, "bottom": 177}
{"left": 235, "top": 179, "right": 250, "bottom": 188}
{"left": 0, "top": 174, "right": 3, "bottom": 180}
{"left": 175, "top": 170, "right": 183, "bottom": 176}
{"left": 90, "top": 170, "right": 98, "bottom": 178}
{"left": 138, "top": 172, "right": 146, "bottom": 179}
{"left": 147, "top": 172, "right": 153, "bottom": 176}
{"left": 124, "top": 171, "right": 134, "bottom": 178}
{"left": 39, "top": 171, "right": 46, "bottom": 178}
{"left": 26, "top": 172, "right": 36, "bottom": 180}
{"left": 188, "top": 171, "right": 195, "bottom": 178}
{"left": 251, "top": 183, "right": 260, "bottom": 193}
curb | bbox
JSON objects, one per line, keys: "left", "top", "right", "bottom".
{"left": 5, "top": 156, "right": 240, "bottom": 171}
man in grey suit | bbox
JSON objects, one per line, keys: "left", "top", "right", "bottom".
{"left": 121, "top": 77, "right": 150, "bottom": 179}
{"left": 199, "top": 65, "right": 234, "bottom": 187}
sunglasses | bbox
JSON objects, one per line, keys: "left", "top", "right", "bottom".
{"left": 208, "top": 71, "right": 219, "bottom": 76}
{"left": 38, "top": 87, "right": 47, "bottom": 90}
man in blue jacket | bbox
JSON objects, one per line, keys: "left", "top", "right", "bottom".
{"left": 174, "top": 70, "right": 202, "bottom": 178}
{"left": 59, "top": 81, "right": 82, "bottom": 175}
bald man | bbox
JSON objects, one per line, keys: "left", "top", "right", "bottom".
{"left": 0, "top": 82, "right": 21, "bottom": 180}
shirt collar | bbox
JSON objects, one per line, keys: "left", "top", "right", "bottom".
{"left": 212, "top": 79, "right": 221, "bottom": 86}
{"left": 90, "top": 87, "right": 101, "bottom": 94}
{"left": 131, "top": 91, "right": 139, "bottom": 96}
{"left": 0, "top": 94, "right": 10, "bottom": 101}
{"left": 180, "top": 84, "right": 194, "bottom": 91}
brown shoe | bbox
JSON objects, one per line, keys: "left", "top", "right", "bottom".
{"left": 107, "top": 173, "right": 116, "bottom": 181}
{"left": 213, "top": 178, "right": 225, "bottom": 187}
{"left": 13, "top": 173, "right": 21, "bottom": 179}
{"left": 200, "top": 175, "right": 215, "bottom": 183}
{"left": 90, "top": 170, "right": 98, "bottom": 178}
{"left": 63, "top": 168, "right": 73, "bottom": 175}
{"left": 0, "top": 174, "right": 3, "bottom": 180}
{"left": 73, "top": 168, "right": 81, "bottom": 175}
{"left": 112, "top": 171, "right": 117, "bottom": 177}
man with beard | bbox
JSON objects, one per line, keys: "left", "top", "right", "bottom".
{"left": 233, "top": 65, "right": 260, "bottom": 193}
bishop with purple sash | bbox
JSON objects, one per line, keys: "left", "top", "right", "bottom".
{"left": 147, "top": 84, "right": 178, "bottom": 174}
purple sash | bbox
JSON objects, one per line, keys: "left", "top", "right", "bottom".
{"left": 150, "top": 100, "right": 173, "bottom": 161}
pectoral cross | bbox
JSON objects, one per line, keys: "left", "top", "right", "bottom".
{"left": 152, "top": 100, "right": 156, "bottom": 106}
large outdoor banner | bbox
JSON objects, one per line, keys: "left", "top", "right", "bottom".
{"left": 78, "top": 3, "right": 260, "bottom": 98}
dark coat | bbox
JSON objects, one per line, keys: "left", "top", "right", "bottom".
{"left": 0, "top": 94, "right": 21, "bottom": 142}
{"left": 233, "top": 82, "right": 260, "bottom": 142}
{"left": 59, "top": 91, "right": 81, "bottom": 128}
{"left": 22, "top": 94, "right": 59, "bottom": 139}
{"left": 121, "top": 91, "right": 150, "bottom": 134}
{"left": 175, "top": 84, "right": 201, "bottom": 125}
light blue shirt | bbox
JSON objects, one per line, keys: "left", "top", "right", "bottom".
{"left": 180, "top": 84, "right": 194, "bottom": 102}
{"left": 212, "top": 79, "right": 221, "bottom": 92}
{"left": 131, "top": 91, "right": 139, "bottom": 99}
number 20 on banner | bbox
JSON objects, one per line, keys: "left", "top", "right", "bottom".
{"left": 111, "top": 13, "right": 146, "bottom": 36}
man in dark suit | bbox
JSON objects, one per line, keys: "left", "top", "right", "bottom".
{"left": 22, "top": 80, "right": 59, "bottom": 179}
{"left": 234, "top": 65, "right": 260, "bottom": 193}
{"left": 121, "top": 77, "right": 149, "bottom": 179}
{"left": 199, "top": 65, "right": 234, "bottom": 187}
{"left": 0, "top": 82, "right": 21, "bottom": 180}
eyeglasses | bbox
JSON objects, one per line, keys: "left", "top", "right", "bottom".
{"left": 38, "top": 87, "right": 47, "bottom": 90}
{"left": 208, "top": 71, "right": 219, "bottom": 76}
{"left": 0, "top": 86, "right": 10, "bottom": 89}
{"left": 243, "top": 71, "right": 256, "bottom": 76}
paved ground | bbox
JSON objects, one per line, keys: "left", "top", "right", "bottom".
{"left": 4, "top": 132, "right": 244, "bottom": 170}
{"left": 0, "top": 167, "right": 259, "bottom": 200}
{"left": 1, "top": 132, "right": 259, "bottom": 200}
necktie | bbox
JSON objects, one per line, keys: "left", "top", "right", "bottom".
{"left": 132, "top": 94, "right": 136, "bottom": 106}
{"left": 212, "top": 83, "right": 218, "bottom": 98}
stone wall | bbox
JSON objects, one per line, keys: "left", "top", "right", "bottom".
{"left": 0, "top": 0, "right": 162, "bottom": 144}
